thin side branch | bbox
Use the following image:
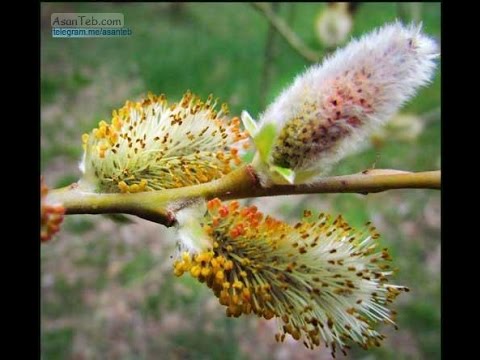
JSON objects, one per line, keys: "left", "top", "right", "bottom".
{"left": 251, "top": 2, "right": 321, "bottom": 62}
{"left": 47, "top": 166, "right": 441, "bottom": 227}
{"left": 260, "top": 2, "right": 281, "bottom": 109}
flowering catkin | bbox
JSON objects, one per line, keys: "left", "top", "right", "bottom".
{"left": 255, "top": 22, "right": 438, "bottom": 184}
{"left": 315, "top": 3, "right": 353, "bottom": 48}
{"left": 174, "top": 199, "right": 407, "bottom": 355}
{"left": 41, "top": 178, "right": 65, "bottom": 242}
{"left": 79, "top": 91, "right": 248, "bottom": 193}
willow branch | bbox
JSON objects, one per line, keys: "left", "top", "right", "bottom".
{"left": 251, "top": 2, "right": 321, "bottom": 62}
{"left": 47, "top": 166, "right": 441, "bottom": 227}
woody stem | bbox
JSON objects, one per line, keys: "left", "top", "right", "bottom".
{"left": 47, "top": 166, "right": 441, "bottom": 227}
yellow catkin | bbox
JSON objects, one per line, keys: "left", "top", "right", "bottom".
{"left": 80, "top": 92, "right": 249, "bottom": 193}
{"left": 174, "top": 198, "right": 408, "bottom": 355}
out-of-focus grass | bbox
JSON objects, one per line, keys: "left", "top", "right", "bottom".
{"left": 41, "top": 3, "right": 440, "bottom": 359}
{"left": 42, "top": 328, "right": 75, "bottom": 360}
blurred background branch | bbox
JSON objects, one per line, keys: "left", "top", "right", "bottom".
{"left": 251, "top": 2, "right": 321, "bottom": 62}
{"left": 397, "top": 2, "right": 422, "bottom": 23}
{"left": 259, "top": 3, "right": 282, "bottom": 109}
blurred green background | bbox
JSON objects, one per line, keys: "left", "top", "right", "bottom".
{"left": 41, "top": 3, "right": 440, "bottom": 359}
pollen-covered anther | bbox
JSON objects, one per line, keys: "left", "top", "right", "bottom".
{"left": 174, "top": 198, "right": 406, "bottom": 355}
{"left": 80, "top": 91, "right": 248, "bottom": 192}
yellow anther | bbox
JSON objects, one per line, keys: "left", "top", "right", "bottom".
{"left": 190, "top": 265, "right": 201, "bottom": 278}
{"left": 129, "top": 184, "right": 140, "bottom": 193}
{"left": 231, "top": 294, "right": 240, "bottom": 305}
{"left": 138, "top": 179, "right": 148, "bottom": 190}
{"left": 224, "top": 260, "right": 234, "bottom": 270}
{"left": 210, "top": 258, "right": 219, "bottom": 268}
{"left": 97, "top": 125, "right": 107, "bottom": 138}
{"left": 242, "top": 288, "right": 251, "bottom": 301}
{"left": 173, "top": 265, "right": 184, "bottom": 277}
{"left": 97, "top": 144, "right": 108, "bottom": 158}
{"left": 109, "top": 132, "right": 118, "bottom": 145}
{"left": 215, "top": 270, "right": 225, "bottom": 282}
{"left": 216, "top": 256, "right": 226, "bottom": 266}
{"left": 232, "top": 281, "right": 243, "bottom": 290}
{"left": 196, "top": 252, "right": 213, "bottom": 263}
{"left": 112, "top": 116, "right": 122, "bottom": 130}
{"left": 118, "top": 181, "right": 129, "bottom": 193}
{"left": 201, "top": 267, "right": 211, "bottom": 277}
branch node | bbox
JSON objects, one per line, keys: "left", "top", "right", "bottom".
{"left": 166, "top": 211, "right": 176, "bottom": 227}
{"left": 246, "top": 165, "right": 262, "bottom": 188}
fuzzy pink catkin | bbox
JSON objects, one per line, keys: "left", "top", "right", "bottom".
{"left": 261, "top": 22, "right": 439, "bottom": 179}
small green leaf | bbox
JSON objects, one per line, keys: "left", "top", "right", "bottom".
{"left": 253, "top": 123, "right": 277, "bottom": 163}
{"left": 271, "top": 165, "right": 296, "bottom": 184}
{"left": 241, "top": 110, "right": 258, "bottom": 137}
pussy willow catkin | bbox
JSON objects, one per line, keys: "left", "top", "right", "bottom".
{"left": 41, "top": 178, "right": 65, "bottom": 242}
{"left": 255, "top": 22, "right": 438, "bottom": 183}
{"left": 80, "top": 91, "right": 248, "bottom": 192}
{"left": 174, "top": 199, "right": 407, "bottom": 355}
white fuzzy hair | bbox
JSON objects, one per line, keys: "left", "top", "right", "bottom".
{"left": 259, "top": 22, "right": 439, "bottom": 181}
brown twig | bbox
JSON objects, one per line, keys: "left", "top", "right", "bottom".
{"left": 47, "top": 166, "right": 441, "bottom": 227}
